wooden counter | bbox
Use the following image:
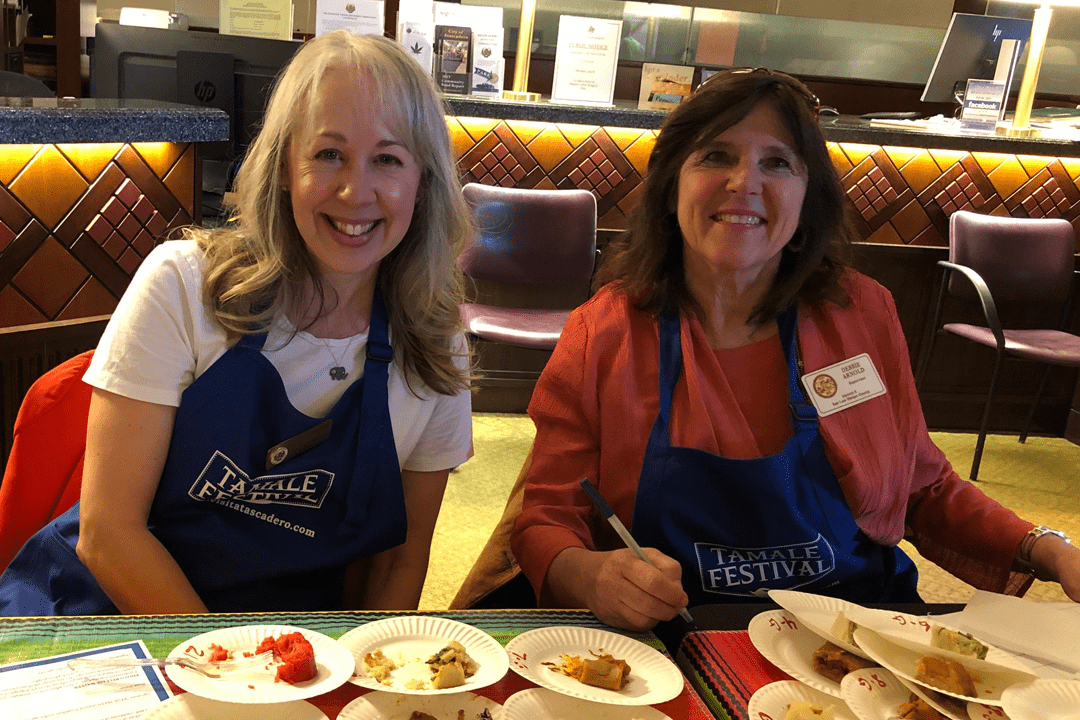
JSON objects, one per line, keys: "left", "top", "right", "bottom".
{"left": 0, "top": 98, "right": 228, "bottom": 467}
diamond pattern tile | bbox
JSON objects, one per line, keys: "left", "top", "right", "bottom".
{"left": 0, "top": 141, "right": 195, "bottom": 328}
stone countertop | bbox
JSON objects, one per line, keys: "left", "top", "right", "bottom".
{"left": 446, "top": 97, "right": 1080, "bottom": 155}
{"left": 0, "top": 98, "right": 230, "bottom": 144}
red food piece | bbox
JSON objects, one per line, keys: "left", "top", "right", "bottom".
{"left": 207, "top": 644, "right": 230, "bottom": 663}
{"left": 256, "top": 632, "right": 317, "bottom": 684}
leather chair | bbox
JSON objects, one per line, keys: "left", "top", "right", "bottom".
{"left": 459, "top": 183, "right": 597, "bottom": 350}
{"left": 0, "top": 351, "right": 93, "bottom": 573}
{"left": 916, "top": 210, "right": 1080, "bottom": 481}
{"left": 0, "top": 70, "right": 54, "bottom": 98}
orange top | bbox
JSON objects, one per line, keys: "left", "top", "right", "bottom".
{"left": 511, "top": 271, "right": 1034, "bottom": 603}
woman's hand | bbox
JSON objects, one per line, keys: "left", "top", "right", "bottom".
{"left": 346, "top": 468, "right": 450, "bottom": 610}
{"left": 546, "top": 546, "right": 689, "bottom": 631}
{"left": 1030, "top": 532, "right": 1080, "bottom": 601}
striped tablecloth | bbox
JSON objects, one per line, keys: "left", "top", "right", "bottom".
{"left": 677, "top": 630, "right": 793, "bottom": 720}
{"left": 0, "top": 609, "right": 716, "bottom": 719}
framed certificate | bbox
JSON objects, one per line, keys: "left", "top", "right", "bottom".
{"left": 550, "top": 16, "right": 622, "bottom": 107}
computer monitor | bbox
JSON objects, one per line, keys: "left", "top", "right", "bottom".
{"left": 921, "top": 13, "right": 1033, "bottom": 104}
{"left": 91, "top": 23, "right": 302, "bottom": 210}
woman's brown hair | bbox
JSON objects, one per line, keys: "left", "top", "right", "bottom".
{"left": 597, "top": 68, "right": 854, "bottom": 325}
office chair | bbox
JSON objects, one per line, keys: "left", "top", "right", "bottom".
{"left": 0, "top": 70, "right": 54, "bottom": 98}
{"left": 0, "top": 351, "right": 93, "bottom": 573}
{"left": 459, "top": 183, "right": 598, "bottom": 350}
{"left": 917, "top": 210, "right": 1080, "bottom": 481}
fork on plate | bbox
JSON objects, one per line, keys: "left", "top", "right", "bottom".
{"left": 68, "top": 650, "right": 274, "bottom": 679}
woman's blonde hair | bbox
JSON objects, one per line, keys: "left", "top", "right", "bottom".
{"left": 192, "top": 31, "right": 471, "bottom": 395}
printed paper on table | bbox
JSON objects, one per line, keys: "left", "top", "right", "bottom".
{"left": 551, "top": 16, "right": 623, "bottom": 107}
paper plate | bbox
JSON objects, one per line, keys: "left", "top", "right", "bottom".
{"left": 1001, "top": 678, "right": 1080, "bottom": 720}
{"left": 166, "top": 624, "right": 354, "bottom": 704}
{"left": 337, "top": 690, "right": 501, "bottom": 720}
{"left": 141, "top": 693, "right": 329, "bottom": 720}
{"left": 748, "top": 608, "right": 862, "bottom": 698}
{"left": 748, "top": 680, "right": 858, "bottom": 720}
{"left": 844, "top": 607, "right": 1034, "bottom": 680}
{"left": 894, "top": 674, "right": 969, "bottom": 720}
{"left": 839, "top": 667, "right": 911, "bottom": 720}
{"left": 502, "top": 687, "right": 673, "bottom": 720}
{"left": 768, "top": 590, "right": 874, "bottom": 661}
{"left": 338, "top": 616, "right": 509, "bottom": 694}
{"left": 853, "top": 626, "right": 1027, "bottom": 706}
{"left": 503, "top": 626, "right": 682, "bottom": 706}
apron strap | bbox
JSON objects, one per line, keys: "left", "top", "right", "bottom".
{"left": 657, "top": 312, "right": 682, "bottom": 427}
{"left": 237, "top": 332, "right": 269, "bottom": 351}
{"left": 777, "top": 305, "right": 818, "bottom": 435}
{"left": 343, "top": 289, "right": 399, "bottom": 530}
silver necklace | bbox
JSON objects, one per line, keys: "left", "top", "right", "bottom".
{"left": 323, "top": 337, "right": 355, "bottom": 381}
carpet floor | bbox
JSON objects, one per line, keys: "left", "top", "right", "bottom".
{"left": 419, "top": 413, "right": 1080, "bottom": 610}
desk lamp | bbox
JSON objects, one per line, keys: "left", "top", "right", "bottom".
{"left": 504, "top": 0, "right": 540, "bottom": 102}
{"left": 1000, "top": 0, "right": 1079, "bottom": 137}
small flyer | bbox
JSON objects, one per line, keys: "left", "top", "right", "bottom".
{"left": 960, "top": 79, "right": 1006, "bottom": 135}
{"left": 471, "top": 27, "right": 504, "bottom": 99}
{"left": 637, "top": 63, "right": 694, "bottom": 110}
{"left": 219, "top": 0, "right": 293, "bottom": 40}
{"left": 315, "top": 0, "right": 384, "bottom": 36}
{"left": 399, "top": 21, "right": 435, "bottom": 73}
{"left": 434, "top": 25, "right": 472, "bottom": 96}
{"left": 551, "top": 16, "right": 623, "bottom": 107}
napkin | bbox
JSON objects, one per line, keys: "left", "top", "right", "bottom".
{"left": 952, "top": 590, "right": 1080, "bottom": 678}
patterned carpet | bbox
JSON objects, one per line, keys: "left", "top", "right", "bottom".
{"left": 419, "top": 414, "right": 1080, "bottom": 609}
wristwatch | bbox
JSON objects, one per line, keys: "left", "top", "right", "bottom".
{"left": 1015, "top": 526, "right": 1071, "bottom": 581}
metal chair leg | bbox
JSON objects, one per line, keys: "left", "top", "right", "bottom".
{"left": 1019, "top": 364, "right": 1053, "bottom": 444}
{"left": 971, "top": 351, "right": 1004, "bottom": 482}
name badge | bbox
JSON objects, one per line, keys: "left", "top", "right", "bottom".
{"left": 801, "top": 353, "right": 886, "bottom": 417}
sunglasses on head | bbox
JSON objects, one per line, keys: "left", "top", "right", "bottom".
{"left": 698, "top": 66, "right": 822, "bottom": 118}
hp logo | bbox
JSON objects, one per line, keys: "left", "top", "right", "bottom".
{"left": 193, "top": 81, "right": 217, "bottom": 103}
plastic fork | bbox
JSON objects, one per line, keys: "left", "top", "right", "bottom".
{"left": 68, "top": 650, "right": 274, "bottom": 679}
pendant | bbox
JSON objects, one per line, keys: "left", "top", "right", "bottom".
{"left": 329, "top": 366, "right": 348, "bottom": 381}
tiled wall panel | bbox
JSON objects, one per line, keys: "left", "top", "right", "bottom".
{"left": 449, "top": 117, "right": 1080, "bottom": 250}
{"left": 0, "top": 142, "right": 195, "bottom": 329}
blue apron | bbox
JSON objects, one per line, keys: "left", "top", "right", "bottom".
{"left": 630, "top": 306, "right": 919, "bottom": 606}
{"left": 0, "top": 292, "right": 406, "bottom": 615}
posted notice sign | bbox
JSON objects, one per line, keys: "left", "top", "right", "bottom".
{"left": 550, "top": 16, "right": 622, "bottom": 107}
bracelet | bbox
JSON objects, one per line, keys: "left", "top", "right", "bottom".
{"left": 1015, "top": 526, "right": 1071, "bottom": 581}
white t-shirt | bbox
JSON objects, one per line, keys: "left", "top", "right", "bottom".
{"left": 84, "top": 240, "right": 472, "bottom": 473}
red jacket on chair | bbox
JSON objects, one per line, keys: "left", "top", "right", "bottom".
{"left": 0, "top": 350, "right": 94, "bottom": 574}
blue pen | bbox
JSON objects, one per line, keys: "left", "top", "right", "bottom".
{"left": 579, "top": 478, "right": 696, "bottom": 626}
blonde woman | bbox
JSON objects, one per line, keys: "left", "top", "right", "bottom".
{"left": 0, "top": 31, "right": 473, "bottom": 615}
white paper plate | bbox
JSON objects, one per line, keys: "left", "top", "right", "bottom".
{"left": 503, "top": 626, "right": 682, "bottom": 706}
{"left": 502, "top": 688, "right": 673, "bottom": 720}
{"left": 337, "top": 690, "right": 501, "bottom": 720}
{"left": 748, "top": 608, "right": 863, "bottom": 698}
{"left": 166, "top": 624, "right": 354, "bottom": 704}
{"left": 338, "top": 616, "right": 509, "bottom": 694}
{"left": 839, "top": 667, "right": 911, "bottom": 720}
{"left": 748, "top": 680, "right": 857, "bottom": 720}
{"left": 844, "top": 607, "right": 1033, "bottom": 680}
{"left": 894, "top": 674, "right": 969, "bottom": 720}
{"left": 1001, "top": 678, "right": 1080, "bottom": 720}
{"left": 141, "top": 693, "right": 329, "bottom": 720}
{"left": 768, "top": 590, "right": 874, "bottom": 661}
{"left": 853, "top": 626, "right": 1027, "bottom": 706}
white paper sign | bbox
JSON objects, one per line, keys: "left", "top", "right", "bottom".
{"left": 219, "top": 0, "right": 293, "bottom": 40}
{"left": 316, "top": 0, "right": 384, "bottom": 36}
{"left": 551, "top": 16, "right": 622, "bottom": 107}
{"left": 0, "top": 641, "right": 171, "bottom": 720}
{"left": 960, "top": 79, "right": 1006, "bottom": 134}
